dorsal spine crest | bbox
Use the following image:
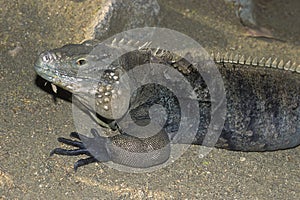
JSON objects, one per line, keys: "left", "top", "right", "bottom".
{"left": 211, "top": 52, "right": 300, "bottom": 73}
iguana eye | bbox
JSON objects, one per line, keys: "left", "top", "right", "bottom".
{"left": 76, "top": 58, "right": 87, "bottom": 66}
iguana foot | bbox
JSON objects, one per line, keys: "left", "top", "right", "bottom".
{"left": 50, "top": 130, "right": 101, "bottom": 171}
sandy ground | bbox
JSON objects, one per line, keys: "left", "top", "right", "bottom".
{"left": 0, "top": 0, "right": 299, "bottom": 199}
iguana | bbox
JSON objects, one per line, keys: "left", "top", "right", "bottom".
{"left": 34, "top": 36, "right": 300, "bottom": 171}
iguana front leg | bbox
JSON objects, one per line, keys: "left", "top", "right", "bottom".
{"left": 50, "top": 128, "right": 171, "bottom": 171}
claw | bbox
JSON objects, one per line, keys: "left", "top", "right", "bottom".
{"left": 74, "top": 157, "right": 98, "bottom": 171}
{"left": 50, "top": 148, "right": 90, "bottom": 157}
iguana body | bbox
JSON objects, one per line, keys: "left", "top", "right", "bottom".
{"left": 34, "top": 36, "right": 300, "bottom": 170}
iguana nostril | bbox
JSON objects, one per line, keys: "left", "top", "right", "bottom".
{"left": 41, "top": 52, "right": 53, "bottom": 63}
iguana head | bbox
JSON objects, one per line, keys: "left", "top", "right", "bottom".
{"left": 35, "top": 40, "right": 130, "bottom": 120}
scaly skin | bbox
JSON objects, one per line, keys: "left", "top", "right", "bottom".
{"left": 35, "top": 38, "right": 300, "bottom": 170}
